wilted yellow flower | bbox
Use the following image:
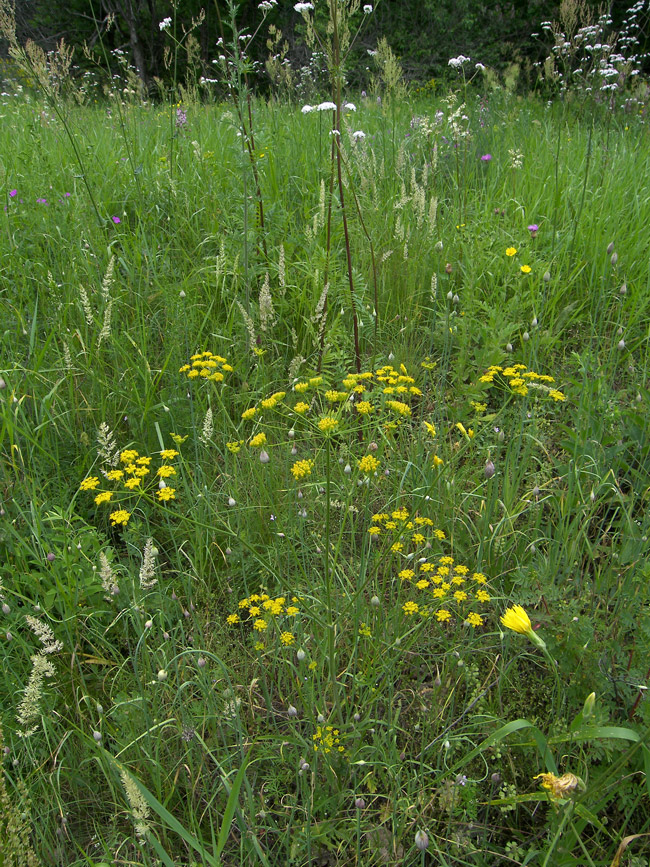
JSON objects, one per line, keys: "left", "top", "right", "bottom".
{"left": 534, "top": 773, "right": 584, "bottom": 800}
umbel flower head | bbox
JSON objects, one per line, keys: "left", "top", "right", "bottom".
{"left": 501, "top": 605, "right": 546, "bottom": 648}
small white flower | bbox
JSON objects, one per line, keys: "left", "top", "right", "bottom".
{"left": 475, "top": 62, "right": 486, "bottom": 70}
{"left": 363, "top": 4, "right": 373, "bottom": 12}
{"left": 294, "top": 2, "right": 314, "bottom": 11}
{"left": 352, "top": 130, "right": 366, "bottom": 140}
{"left": 317, "top": 101, "right": 337, "bottom": 111}
{"left": 343, "top": 102, "right": 356, "bottom": 111}
{"left": 301, "top": 104, "right": 315, "bottom": 113}
{"left": 159, "top": 17, "right": 172, "bottom": 31}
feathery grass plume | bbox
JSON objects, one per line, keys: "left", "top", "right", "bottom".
{"left": 120, "top": 767, "right": 151, "bottom": 840}
{"left": 99, "top": 551, "right": 118, "bottom": 599}
{"left": 62, "top": 340, "right": 73, "bottom": 371}
{"left": 96, "top": 298, "right": 113, "bottom": 347}
{"left": 259, "top": 271, "right": 276, "bottom": 332}
{"left": 288, "top": 354, "right": 306, "bottom": 382}
{"left": 199, "top": 406, "right": 214, "bottom": 446}
{"left": 427, "top": 196, "right": 438, "bottom": 238}
{"left": 431, "top": 272, "right": 438, "bottom": 301}
{"left": 79, "top": 284, "right": 94, "bottom": 325}
{"left": 215, "top": 238, "right": 227, "bottom": 284}
{"left": 25, "top": 616, "right": 63, "bottom": 654}
{"left": 0, "top": 722, "right": 39, "bottom": 867}
{"left": 16, "top": 653, "right": 56, "bottom": 738}
{"left": 101, "top": 255, "right": 115, "bottom": 301}
{"left": 236, "top": 299, "right": 257, "bottom": 347}
{"left": 278, "top": 244, "right": 286, "bottom": 290}
{"left": 97, "top": 422, "right": 119, "bottom": 466}
{"left": 139, "top": 539, "right": 158, "bottom": 590}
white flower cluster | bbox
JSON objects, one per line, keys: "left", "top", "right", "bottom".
{"left": 259, "top": 0, "right": 277, "bottom": 10}
{"left": 448, "top": 55, "right": 471, "bottom": 68}
{"left": 159, "top": 17, "right": 172, "bottom": 31}
{"left": 294, "top": 2, "right": 314, "bottom": 12}
{"left": 363, "top": 4, "right": 373, "bottom": 12}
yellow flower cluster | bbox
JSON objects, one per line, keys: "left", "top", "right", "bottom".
{"left": 180, "top": 350, "right": 232, "bottom": 383}
{"left": 79, "top": 446, "right": 181, "bottom": 526}
{"left": 291, "top": 459, "right": 314, "bottom": 480}
{"left": 478, "top": 364, "right": 565, "bottom": 400}
{"left": 369, "top": 508, "right": 445, "bottom": 547}
{"left": 313, "top": 724, "right": 345, "bottom": 755}
{"left": 228, "top": 592, "right": 301, "bottom": 651}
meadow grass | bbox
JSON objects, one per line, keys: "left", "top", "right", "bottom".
{"left": 1, "top": 83, "right": 650, "bottom": 866}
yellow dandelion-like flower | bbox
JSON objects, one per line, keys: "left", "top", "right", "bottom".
{"left": 436, "top": 609, "right": 451, "bottom": 622}
{"left": 226, "top": 613, "right": 239, "bottom": 625}
{"left": 506, "top": 247, "right": 517, "bottom": 257}
{"left": 424, "top": 421, "right": 436, "bottom": 438}
{"left": 416, "top": 579, "right": 430, "bottom": 590}
{"left": 80, "top": 476, "right": 100, "bottom": 491}
{"left": 109, "top": 509, "right": 130, "bottom": 527}
{"left": 432, "top": 454, "right": 444, "bottom": 467}
{"left": 466, "top": 612, "right": 483, "bottom": 628}
{"left": 398, "top": 569, "right": 415, "bottom": 581}
{"left": 501, "top": 605, "right": 546, "bottom": 648}
{"left": 476, "top": 590, "right": 491, "bottom": 603}
{"left": 520, "top": 265, "right": 532, "bottom": 274}
{"left": 157, "top": 487, "right": 176, "bottom": 502}
{"left": 500, "top": 604, "right": 532, "bottom": 634}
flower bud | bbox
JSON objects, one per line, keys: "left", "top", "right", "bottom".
{"left": 228, "top": 497, "right": 236, "bottom": 507}
{"left": 434, "top": 240, "right": 443, "bottom": 252}
{"left": 611, "top": 252, "right": 618, "bottom": 266}
{"left": 2, "top": 603, "right": 10, "bottom": 615}
{"left": 607, "top": 241, "right": 615, "bottom": 255}
{"left": 415, "top": 830, "right": 429, "bottom": 851}
{"left": 355, "top": 797, "right": 366, "bottom": 810}
{"left": 506, "top": 342, "right": 513, "bottom": 353}
{"left": 370, "top": 595, "right": 380, "bottom": 606}
{"left": 259, "top": 449, "right": 270, "bottom": 464}
{"left": 344, "top": 463, "right": 351, "bottom": 475}
{"left": 0, "top": 377, "right": 5, "bottom": 389}
{"left": 543, "top": 271, "right": 551, "bottom": 282}
{"left": 484, "top": 459, "right": 495, "bottom": 479}
{"left": 452, "top": 294, "right": 459, "bottom": 304}
{"left": 447, "top": 290, "right": 453, "bottom": 301}
{"left": 296, "top": 649, "right": 306, "bottom": 661}
{"left": 179, "top": 290, "right": 186, "bottom": 299}
{"left": 287, "top": 705, "right": 298, "bottom": 718}
{"left": 197, "top": 657, "right": 206, "bottom": 668}
{"left": 445, "top": 263, "right": 453, "bottom": 274}
{"left": 531, "top": 316, "right": 538, "bottom": 327}
{"left": 158, "top": 669, "right": 168, "bottom": 681}
{"left": 619, "top": 283, "right": 627, "bottom": 296}
{"left": 93, "top": 731, "right": 102, "bottom": 742}
{"left": 523, "top": 331, "right": 530, "bottom": 342}
{"left": 618, "top": 339, "right": 625, "bottom": 351}
{"left": 288, "top": 428, "right": 295, "bottom": 439}
{"left": 46, "top": 552, "right": 56, "bottom": 562}
{"left": 583, "top": 691, "right": 596, "bottom": 719}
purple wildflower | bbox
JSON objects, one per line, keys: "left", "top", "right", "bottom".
{"left": 112, "top": 216, "right": 121, "bottom": 224}
{"left": 527, "top": 224, "right": 538, "bottom": 237}
{"left": 36, "top": 197, "right": 48, "bottom": 204}
{"left": 480, "top": 154, "right": 492, "bottom": 161}
{"left": 9, "top": 189, "right": 17, "bottom": 197}
{"left": 64, "top": 192, "right": 71, "bottom": 197}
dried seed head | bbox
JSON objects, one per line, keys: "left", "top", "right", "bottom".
{"left": 619, "top": 283, "right": 627, "bottom": 295}
{"left": 611, "top": 252, "right": 618, "bottom": 266}
{"left": 355, "top": 797, "right": 366, "bottom": 810}
{"left": 484, "top": 459, "right": 495, "bottom": 479}
{"left": 607, "top": 241, "right": 615, "bottom": 255}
